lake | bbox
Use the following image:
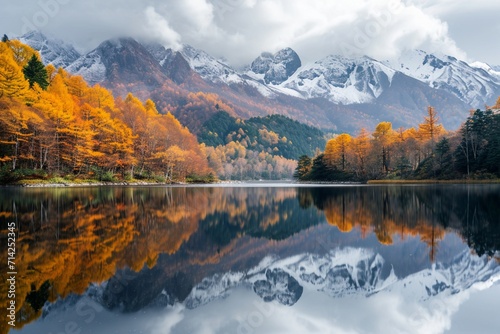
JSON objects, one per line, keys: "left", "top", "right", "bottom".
{"left": 1, "top": 184, "right": 499, "bottom": 334}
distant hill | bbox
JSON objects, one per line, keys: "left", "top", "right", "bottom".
{"left": 198, "top": 111, "right": 326, "bottom": 160}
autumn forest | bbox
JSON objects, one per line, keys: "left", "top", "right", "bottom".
{"left": 296, "top": 106, "right": 500, "bottom": 182}
{"left": 1, "top": 38, "right": 500, "bottom": 184}
{"left": 0, "top": 38, "right": 212, "bottom": 183}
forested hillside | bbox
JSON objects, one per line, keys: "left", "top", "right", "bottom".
{"left": 198, "top": 111, "right": 325, "bottom": 180}
{"left": 199, "top": 111, "right": 325, "bottom": 160}
{"left": 0, "top": 39, "right": 212, "bottom": 183}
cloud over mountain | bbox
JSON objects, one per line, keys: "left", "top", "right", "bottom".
{"left": 1, "top": 0, "right": 475, "bottom": 67}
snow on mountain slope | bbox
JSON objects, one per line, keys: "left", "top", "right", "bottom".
{"left": 250, "top": 48, "right": 302, "bottom": 85}
{"left": 19, "top": 31, "right": 81, "bottom": 68}
{"left": 470, "top": 61, "right": 500, "bottom": 77}
{"left": 180, "top": 247, "right": 499, "bottom": 308}
{"left": 65, "top": 49, "right": 106, "bottom": 85}
{"left": 269, "top": 55, "right": 396, "bottom": 104}
{"left": 144, "top": 43, "right": 278, "bottom": 97}
{"left": 385, "top": 50, "right": 500, "bottom": 107}
{"left": 66, "top": 38, "right": 169, "bottom": 91}
{"left": 180, "top": 44, "right": 244, "bottom": 85}
{"left": 19, "top": 32, "right": 500, "bottom": 110}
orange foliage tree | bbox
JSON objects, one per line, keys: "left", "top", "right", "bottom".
{"left": 0, "top": 40, "right": 213, "bottom": 182}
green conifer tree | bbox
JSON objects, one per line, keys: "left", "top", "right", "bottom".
{"left": 23, "top": 54, "right": 49, "bottom": 89}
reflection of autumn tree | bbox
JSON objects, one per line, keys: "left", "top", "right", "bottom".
{"left": 0, "top": 186, "right": 315, "bottom": 332}
{"left": 0, "top": 187, "right": 212, "bottom": 331}
{"left": 1, "top": 185, "right": 498, "bottom": 333}
{"left": 304, "top": 186, "right": 449, "bottom": 258}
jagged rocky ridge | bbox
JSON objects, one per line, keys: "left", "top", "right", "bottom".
{"left": 19, "top": 31, "right": 500, "bottom": 133}
{"left": 250, "top": 48, "right": 302, "bottom": 85}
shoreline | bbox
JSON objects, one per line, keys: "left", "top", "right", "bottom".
{"left": 366, "top": 179, "right": 500, "bottom": 184}
{"left": 1, "top": 181, "right": 178, "bottom": 188}
{"left": 2, "top": 179, "right": 500, "bottom": 187}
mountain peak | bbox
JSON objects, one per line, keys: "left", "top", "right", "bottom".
{"left": 98, "top": 37, "right": 142, "bottom": 51}
{"left": 250, "top": 47, "right": 302, "bottom": 85}
{"left": 67, "top": 36, "right": 167, "bottom": 91}
{"left": 385, "top": 49, "right": 500, "bottom": 107}
{"left": 19, "top": 30, "right": 81, "bottom": 68}
{"left": 19, "top": 30, "right": 46, "bottom": 41}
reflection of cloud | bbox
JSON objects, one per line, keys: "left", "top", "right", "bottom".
{"left": 149, "top": 304, "right": 185, "bottom": 334}
{"left": 15, "top": 270, "right": 500, "bottom": 334}
{"left": 165, "top": 248, "right": 500, "bottom": 334}
{"left": 164, "top": 287, "right": 469, "bottom": 334}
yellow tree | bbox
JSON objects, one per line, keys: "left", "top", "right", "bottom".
{"left": 86, "top": 104, "right": 135, "bottom": 173}
{"left": 373, "top": 122, "right": 396, "bottom": 174}
{"left": 152, "top": 145, "right": 187, "bottom": 181}
{"left": 6, "top": 39, "right": 38, "bottom": 67}
{"left": 324, "top": 133, "right": 352, "bottom": 171}
{"left": 71, "top": 104, "right": 96, "bottom": 173}
{"left": 65, "top": 74, "right": 88, "bottom": 98}
{"left": 31, "top": 84, "right": 76, "bottom": 172}
{"left": 0, "top": 98, "right": 41, "bottom": 169}
{"left": 84, "top": 84, "right": 115, "bottom": 111}
{"left": 351, "top": 128, "right": 371, "bottom": 178}
{"left": 418, "top": 106, "right": 445, "bottom": 160}
{"left": 418, "top": 106, "right": 444, "bottom": 143}
{"left": 0, "top": 44, "right": 29, "bottom": 99}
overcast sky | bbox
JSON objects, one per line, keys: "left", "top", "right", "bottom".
{"left": 1, "top": 0, "right": 499, "bottom": 67}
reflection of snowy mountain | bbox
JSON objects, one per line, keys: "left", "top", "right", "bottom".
{"left": 40, "top": 246, "right": 499, "bottom": 318}
{"left": 180, "top": 247, "right": 499, "bottom": 308}
{"left": 32, "top": 247, "right": 500, "bottom": 334}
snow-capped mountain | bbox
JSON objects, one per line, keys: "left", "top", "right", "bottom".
{"left": 19, "top": 31, "right": 496, "bottom": 132}
{"left": 145, "top": 43, "right": 242, "bottom": 85}
{"left": 144, "top": 42, "right": 278, "bottom": 97}
{"left": 65, "top": 46, "right": 107, "bottom": 85}
{"left": 20, "top": 31, "right": 500, "bottom": 109}
{"left": 385, "top": 50, "right": 500, "bottom": 108}
{"left": 250, "top": 48, "right": 302, "bottom": 85}
{"left": 19, "top": 31, "right": 81, "bottom": 68}
{"left": 66, "top": 38, "right": 170, "bottom": 93}
{"left": 260, "top": 55, "right": 396, "bottom": 104}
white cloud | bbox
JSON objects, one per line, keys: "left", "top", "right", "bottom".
{"left": 144, "top": 6, "right": 182, "bottom": 50}
{"left": 1, "top": 0, "right": 498, "bottom": 65}
{"left": 197, "top": 0, "right": 467, "bottom": 65}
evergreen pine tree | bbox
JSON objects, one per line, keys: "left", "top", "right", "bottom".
{"left": 23, "top": 54, "right": 49, "bottom": 89}
{"left": 294, "top": 155, "right": 312, "bottom": 180}
{"left": 2, "top": 34, "right": 9, "bottom": 42}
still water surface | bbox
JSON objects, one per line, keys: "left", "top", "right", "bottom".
{"left": 1, "top": 184, "right": 499, "bottom": 334}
